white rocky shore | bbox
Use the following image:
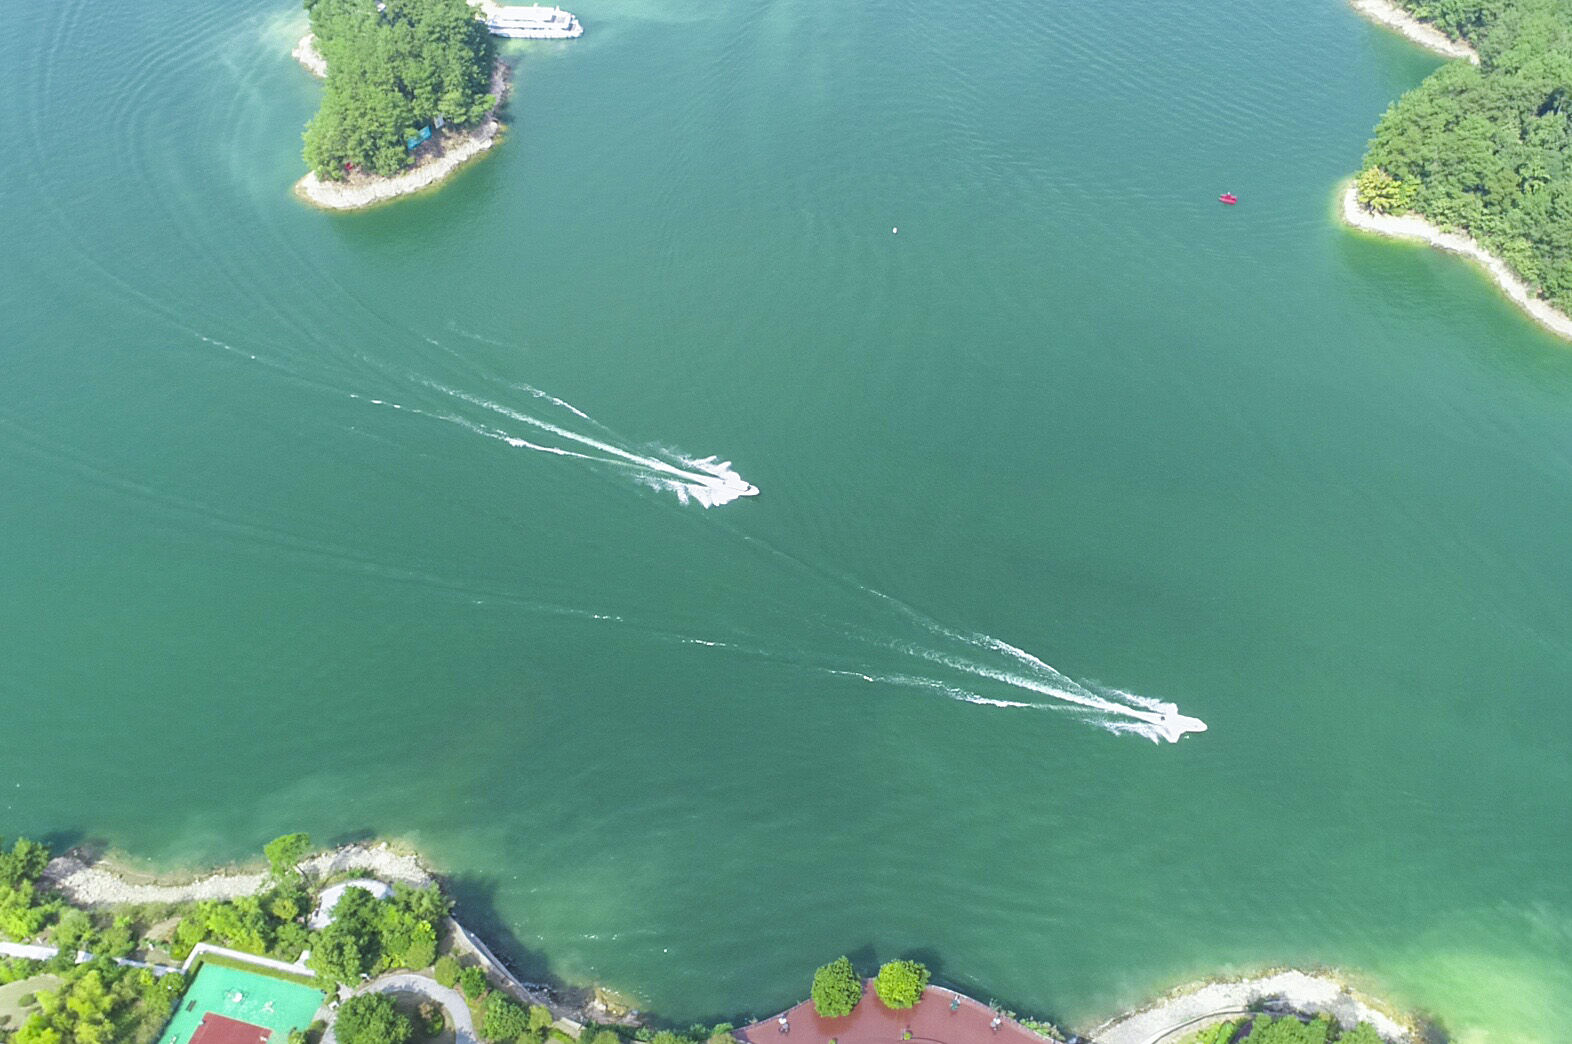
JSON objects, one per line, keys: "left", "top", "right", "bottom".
{"left": 1090, "top": 970, "right": 1414, "bottom": 1044}
{"left": 41, "top": 842, "right": 433, "bottom": 907}
{"left": 292, "top": 33, "right": 328, "bottom": 79}
{"left": 1348, "top": 0, "right": 1478, "bottom": 64}
{"left": 291, "top": 34, "right": 508, "bottom": 211}
{"left": 1341, "top": 184, "right": 1572, "bottom": 342}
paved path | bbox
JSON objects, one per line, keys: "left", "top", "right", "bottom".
{"left": 0, "top": 941, "right": 181, "bottom": 977}
{"left": 1089, "top": 971, "right": 1410, "bottom": 1044}
{"left": 322, "top": 972, "right": 476, "bottom": 1044}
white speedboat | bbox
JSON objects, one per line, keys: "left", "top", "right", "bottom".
{"left": 486, "top": 4, "right": 584, "bottom": 38}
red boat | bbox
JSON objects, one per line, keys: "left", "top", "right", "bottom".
{"left": 1219, "top": 193, "right": 1238, "bottom": 205}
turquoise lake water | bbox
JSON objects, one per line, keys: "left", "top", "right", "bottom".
{"left": 2, "top": 0, "right": 1570, "bottom": 1040}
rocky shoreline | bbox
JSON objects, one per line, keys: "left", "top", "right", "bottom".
{"left": 1347, "top": 0, "right": 1478, "bottom": 64}
{"left": 291, "top": 34, "right": 509, "bottom": 211}
{"left": 1090, "top": 969, "right": 1414, "bottom": 1044}
{"left": 1340, "top": 183, "right": 1572, "bottom": 342}
{"left": 42, "top": 841, "right": 434, "bottom": 906}
{"left": 33, "top": 844, "right": 1427, "bottom": 1040}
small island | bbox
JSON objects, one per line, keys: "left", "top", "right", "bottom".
{"left": 293, "top": 0, "right": 508, "bottom": 210}
{"left": 1345, "top": 0, "right": 1572, "bottom": 341}
{"left": 0, "top": 834, "right": 1427, "bottom": 1044}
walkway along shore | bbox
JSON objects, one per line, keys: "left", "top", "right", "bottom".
{"left": 1347, "top": 0, "right": 1478, "bottom": 64}
{"left": 1088, "top": 969, "right": 1413, "bottom": 1044}
{"left": 33, "top": 845, "right": 1426, "bottom": 1042}
{"left": 290, "top": 36, "right": 510, "bottom": 211}
{"left": 38, "top": 844, "right": 625, "bottom": 1028}
{"left": 1339, "top": 183, "right": 1572, "bottom": 343}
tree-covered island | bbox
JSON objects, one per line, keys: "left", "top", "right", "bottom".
{"left": 1352, "top": 0, "right": 1572, "bottom": 315}
{"left": 295, "top": 0, "right": 502, "bottom": 206}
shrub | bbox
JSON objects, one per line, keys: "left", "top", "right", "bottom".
{"left": 1339, "top": 1025, "right": 1383, "bottom": 1044}
{"left": 482, "top": 993, "right": 531, "bottom": 1041}
{"left": 529, "top": 1004, "right": 555, "bottom": 1031}
{"left": 334, "top": 992, "right": 413, "bottom": 1044}
{"left": 585, "top": 1030, "right": 623, "bottom": 1044}
{"left": 402, "top": 923, "right": 437, "bottom": 971}
{"left": 873, "top": 961, "right": 929, "bottom": 1010}
{"left": 264, "top": 834, "right": 312, "bottom": 880}
{"left": 458, "top": 964, "right": 489, "bottom": 999}
{"left": 811, "top": 956, "right": 863, "bottom": 1018}
{"left": 650, "top": 1032, "right": 689, "bottom": 1044}
{"left": 434, "top": 954, "right": 462, "bottom": 988}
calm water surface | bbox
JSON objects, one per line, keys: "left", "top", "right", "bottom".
{"left": 2, "top": 0, "right": 1569, "bottom": 1040}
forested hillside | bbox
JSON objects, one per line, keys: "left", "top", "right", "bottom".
{"left": 302, "top": 0, "right": 497, "bottom": 179}
{"left": 1355, "top": 0, "right": 1572, "bottom": 310}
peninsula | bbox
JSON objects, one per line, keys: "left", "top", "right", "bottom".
{"left": 293, "top": 0, "right": 506, "bottom": 210}
{"left": 1344, "top": 0, "right": 1572, "bottom": 341}
{"left": 0, "top": 835, "right": 1425, "bottom": 1044}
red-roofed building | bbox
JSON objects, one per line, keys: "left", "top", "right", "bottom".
{"left": 188, "top": 1012, "right": 273, "bottom": 1044}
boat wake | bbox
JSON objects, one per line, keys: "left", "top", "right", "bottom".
{"left": 353, "top": 380, "right": 758, "bottom": 508}
{"left": 673, "top": 545, "right": 1207, "bottom": 743}
{"left": 855, "top": 588, "right": 1207, "bottom": 743}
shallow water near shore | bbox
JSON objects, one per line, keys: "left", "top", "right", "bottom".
{"left": 2, "top": 0, "right": 1571, "bottom": 1040}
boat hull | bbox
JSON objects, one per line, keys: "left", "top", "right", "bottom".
{"left": 488, "top": 23, "right": 583, "bottom": 37}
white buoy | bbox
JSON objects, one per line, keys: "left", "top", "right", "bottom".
{"left": 892, "top": 227, "right": 898, "bottom": 234}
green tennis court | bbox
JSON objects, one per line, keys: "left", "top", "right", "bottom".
{"left": 158, "top": 962, "right": 324, "bottom": 1044}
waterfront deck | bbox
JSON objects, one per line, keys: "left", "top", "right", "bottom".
{"left": 738, "top": 984, "right": 1050, "bottom": 1044}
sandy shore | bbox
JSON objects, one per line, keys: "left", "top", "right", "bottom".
{"left": 291, "top": 36, "right": 508, "bottom": 210}
{"left": 42, "top": 842, "right": 434, "bottom": 907}
{"left": 1089, "top": 969, "right": 1413, "bottom": 1044}
{"left": 1348, "top": 0, "right": 1478, "bottom": 63}
{"left": 1340, "top": 184, "right": 1572, "bottom": 342}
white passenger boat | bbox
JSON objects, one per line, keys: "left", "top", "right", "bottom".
{"left": 486, "top": 4, "right": 584, "bottom": 38}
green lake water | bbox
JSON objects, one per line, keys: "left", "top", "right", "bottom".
{"left": 2, "top": 0, "right": 1570, "bottom": 1040}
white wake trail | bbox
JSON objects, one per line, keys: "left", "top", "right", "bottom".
{"left": 842, "top": 586, "right": 1207, "bottom": 743}
{"left": 821, "top": 669, "right": 1043, "bottom": 709}
{"left": 427, "top": 382, "right": 758, "bottom": 507}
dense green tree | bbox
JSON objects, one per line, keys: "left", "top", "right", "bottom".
{"left": 0, "top": 880, "right": 59, "bottom": 941}
{"left": 301, "top": 0, "right": 498, "bottom": 179}
{"left": 459, "top": 964, "right": 490, "bottom": 999}
{"left": 52, "top": 909, "right": 96, "bottom": 955}
{"left": 264, "top": 833, "right": 312, "bottom": 879}
{"left": 529, "top": 1003, "right": 555, "bottom": 1031}
{"left": 649, "top": 1031, "right": 690, "bottom": 1044}
{"left": 401, "top": 921, "right": 437, "bottom": 969}
{"left": 482, "top": 993, "right": 532, "bottom": 1041}
{"left": 0, "top": 838, "right": 51, "bottom": 889}
{"left": 1336, "top": 1025, "right": 1384, "bottom": 1044}
{"left": 1234, "top": 1014, "right": 1335, "bottom": 1044}
{"left": 873, "top": 960, "right": 929, "bottom": 1010}
{"left": 335, "top": 992, "right": 414, "bottom": 1044}
{"left": 811, "top": 956, "right": 863, "bottom": 1017}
